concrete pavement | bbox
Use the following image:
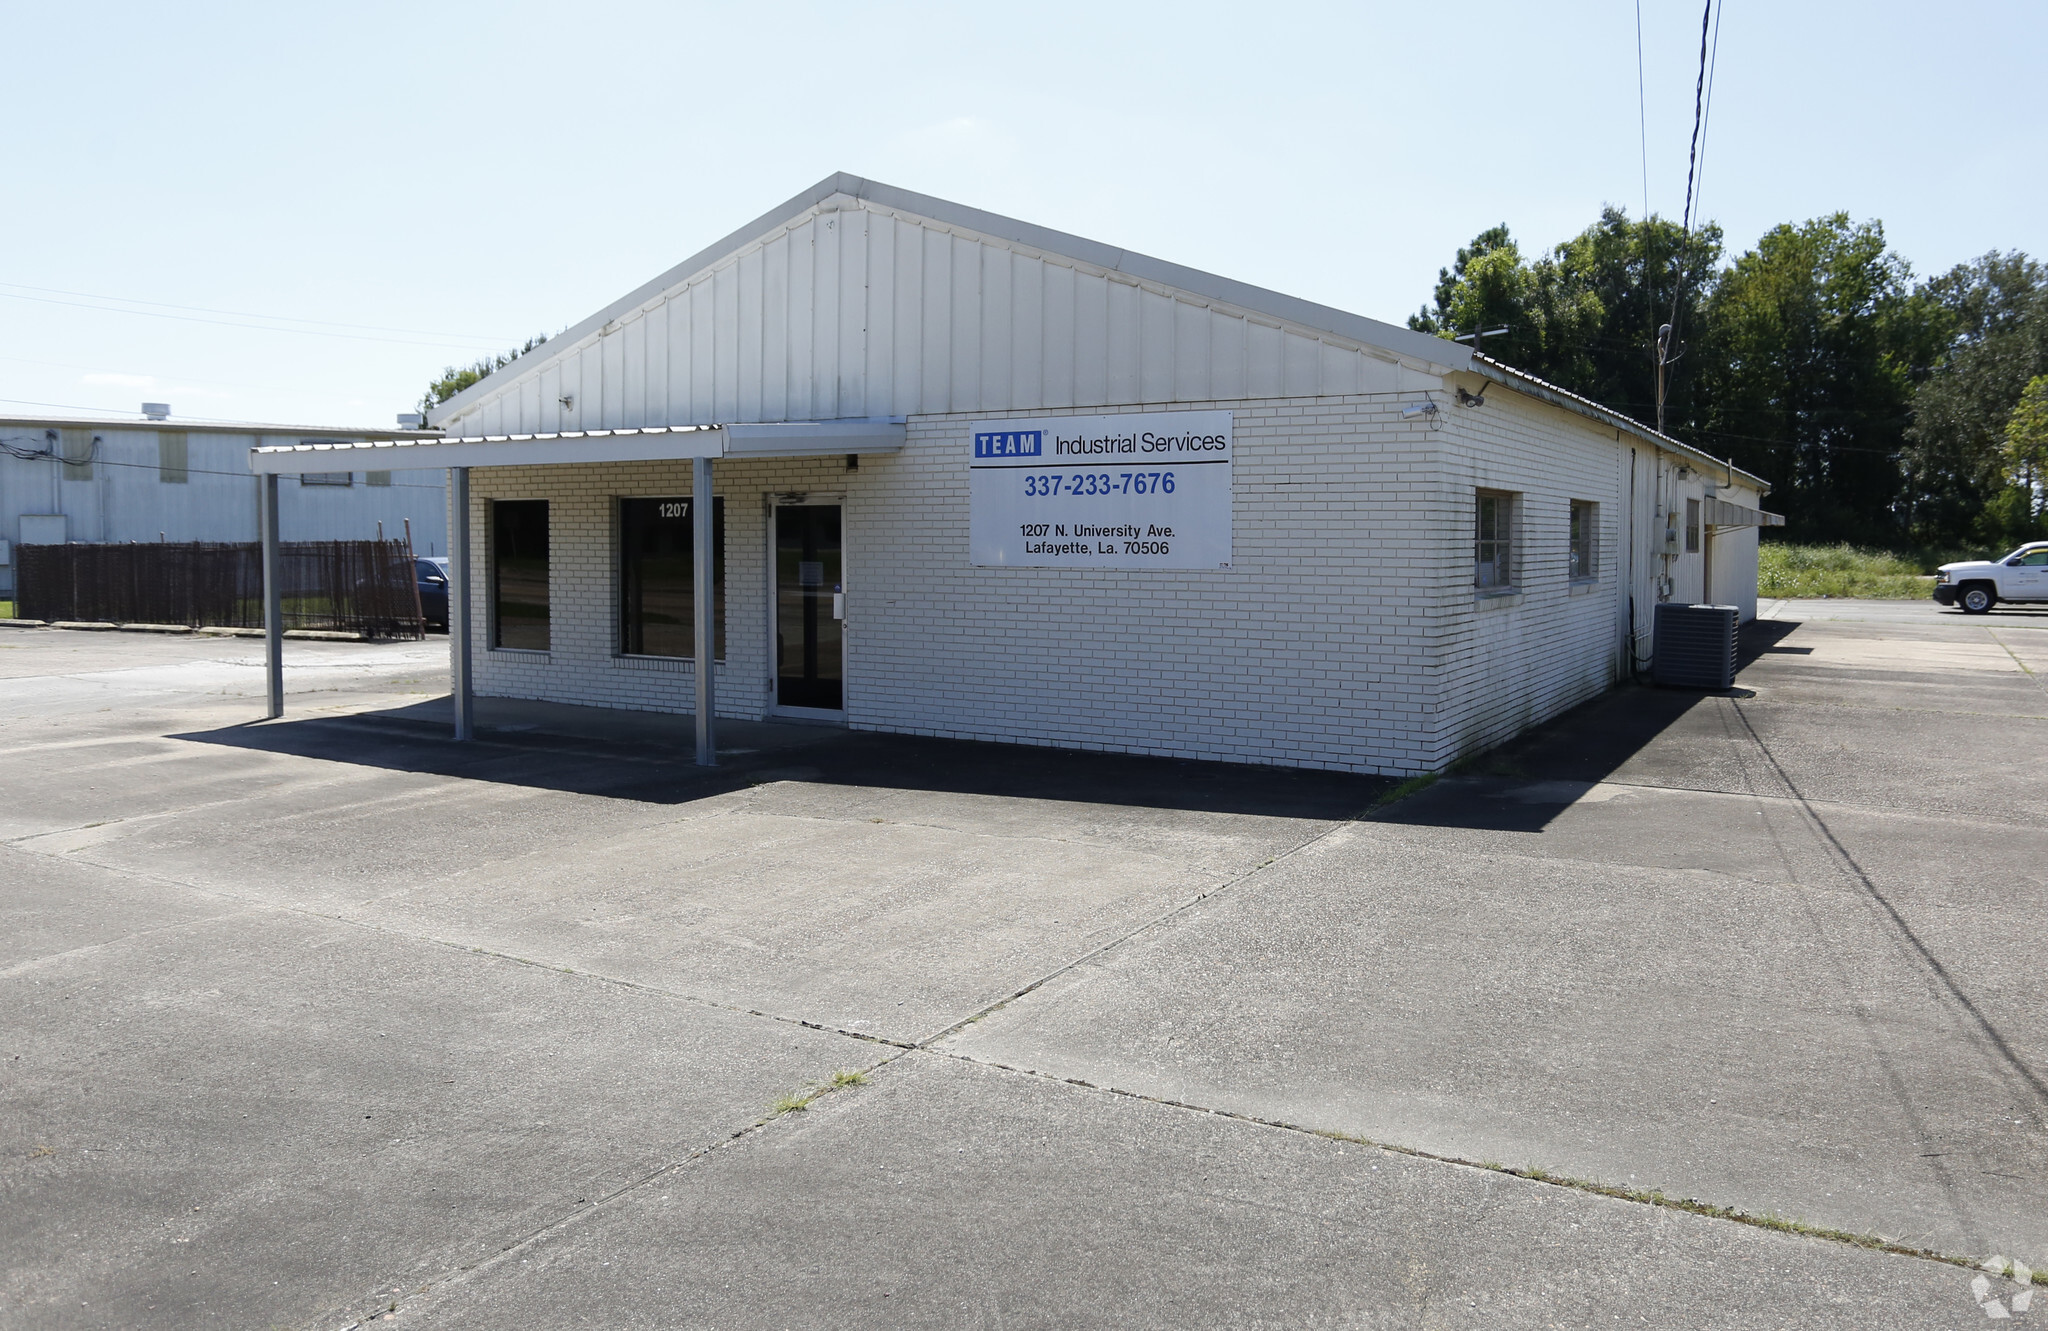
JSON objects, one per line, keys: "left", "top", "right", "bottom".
{"left": 1, "top": 602, "right": 2042, "bottom": 1327}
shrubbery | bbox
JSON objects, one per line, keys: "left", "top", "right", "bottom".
{"left": 1757, "top": 542, "right": 1978, "bottom": 599}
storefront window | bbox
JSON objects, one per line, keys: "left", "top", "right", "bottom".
{"left": 619, "top": 496, "right": 724, "bottom": 660}
{"left": 492, "top": 500, "right": 550, "bottom": 650}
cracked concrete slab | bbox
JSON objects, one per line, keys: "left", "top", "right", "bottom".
{"left": 0, "top": 858, "right": 871, "bottom": 1331}
{"left": 946, "top": 604, "right": 2048, "bottom": 1270}
{"left": 388, "top": 1052, "right": 1978, "bottom": 1329}
{"left": 4, "top": 604, "right": 2043, "bottom": 1326}
{"left": 945, "top": 825, "right": 2048, "bottom": 1261}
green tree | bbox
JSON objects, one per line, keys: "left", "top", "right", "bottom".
{"left": 1694, "top": 214, "right": 1935, "bottom": 541}
{"left": 419, "top": 334, "right": 551, "bottom": 415}
{"left": 1902, "top": 252, "right": 2048, "bottom": 545}
{"left": 2003, "top": 374, "right": 2048, "bottom": 516}
{"left": 1546, "top": 208, "right": 1721, "bottom": 433}
{"left": 1411, "top": 209, "right": 1720, "bottom": 435}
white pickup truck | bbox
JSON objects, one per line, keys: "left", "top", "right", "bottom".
{"left": 1934, "top": 541, "right": 2048, "bottom": 613}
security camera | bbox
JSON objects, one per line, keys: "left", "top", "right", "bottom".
{"left": 1401, "top": 402, "right": 1439, "bottom": 419}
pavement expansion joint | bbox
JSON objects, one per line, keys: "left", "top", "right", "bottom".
{"left": 309, "top": 784, "right": 1377, "bottom": 1329}
{"left": 930, "top": 1045, "right": 2041, "bottom": 1287}
{"left": 1729, "top": 702, "right": 2048, "bottom": 1117}
{"left": 909, "top": 804, "right": 1373, "bottom": 1053}
{"left": 1989, "top": 628, "right": 2048, "bottom": 695}
{"left": 5, "top": 839, "right": 923, "bottom": 1052}
{"left": 316, "top": 1049, "right": 914, "bottom": 1331}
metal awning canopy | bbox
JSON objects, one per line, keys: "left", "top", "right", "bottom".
{"left": 246, "top": 419, "right": 905, "bottom": 473}
{"left": 246, "top": 418, "right": 903, "bottom": 767}
{"left": 1704, "top": 496, "right": 1786, "bottom": 530}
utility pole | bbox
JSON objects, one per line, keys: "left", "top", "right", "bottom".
{"left": 1655, "top": 322, "right": 1673, "bottom": 435}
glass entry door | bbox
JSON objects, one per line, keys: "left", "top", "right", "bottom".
{"left": 774, "top": 504, "right": 843, "bottom": 711}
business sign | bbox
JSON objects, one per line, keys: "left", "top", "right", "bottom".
{"left": 968, "top": 411, "right": 1232, "bottom": 569}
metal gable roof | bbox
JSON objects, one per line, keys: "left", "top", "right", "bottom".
{"left": 424, "top": 172, "right": 1473, "bottom": 427}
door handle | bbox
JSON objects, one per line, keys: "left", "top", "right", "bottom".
{"left": 831, "top": 593, "right": 844, "bottom": 620}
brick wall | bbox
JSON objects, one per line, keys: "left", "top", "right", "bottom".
{"left": 465, "top": 389, "right": 1640, "bottom": 776}
{"left": 1427, "top": 391, "right": 1628, "bottom": 766}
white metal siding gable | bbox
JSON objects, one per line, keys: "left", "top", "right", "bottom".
{"left": 439, "top": 200, "right": 1445, "bottom": 437}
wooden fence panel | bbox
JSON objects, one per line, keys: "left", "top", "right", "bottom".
{"left": 17, "top": 540, "right": 424, "bottom": 638}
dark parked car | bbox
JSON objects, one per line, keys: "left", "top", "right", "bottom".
{"left": 416, "top": 556, "right": 450, "bottom": 631}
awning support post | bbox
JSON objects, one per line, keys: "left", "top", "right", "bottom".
{"left": 260, "top": 472, "right": 283, "bottom": 719}
{"left": 693, "top": 455, "right": 716, "bottom": 766}
{"left": 449, "top": 467, "right": 474, "bottom": 741}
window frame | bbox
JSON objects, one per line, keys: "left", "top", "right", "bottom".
{"left": 1569, "top": 500, "right": 1599, "bottom": 582}
{"left": 157, "top": 431, "right": 188, "bottom": 485}
{"left": 1685, "top": 497, "right": 1702, "bottom": 554}
{"left": 489, "top": 498, "right": 551, "bottom": 652}
{"left": 59, "top": 428, "right": 95, "bottom": 482}
{"left": 299, "top": 472, "right": 353, "bottom": 487}
{"left": 1474, "top": 489, "right": 1518, "bottom": 592}
{"left": 616, "top": 495, "right": 726, "bottom": 662}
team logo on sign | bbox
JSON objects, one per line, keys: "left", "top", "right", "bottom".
{"left": 974, "top": 430, "right": 1042, "bottom": 459}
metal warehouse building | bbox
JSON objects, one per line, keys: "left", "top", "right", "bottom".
{"left": 2, "top": 411, "right": 448, "bottom": 602}
{"left": 250, "top": 174, "right": 1781, "bottom": 776}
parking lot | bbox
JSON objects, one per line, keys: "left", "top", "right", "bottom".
{"left": 3, "top": 599, "right": 2045, "bottom": 1328}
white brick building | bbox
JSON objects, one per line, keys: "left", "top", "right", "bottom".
{"left": 252, "top": 175, "right": 1779, "bottom": 776}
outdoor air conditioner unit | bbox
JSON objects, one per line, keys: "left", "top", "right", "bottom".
{"left": 1652, "top": 602, "right": 1739, "bottom": 690}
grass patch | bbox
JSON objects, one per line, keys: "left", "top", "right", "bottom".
{"left": 769, "top": 1068, "right": 873, "bottom": 1117}
{"left": 1758, "top": 542, "right": 1978, "bottom": 600}
{"left": 1369, "top": 772, "right": 1439, "bottom": 811}
{"left": 0, "top": 600, "right": 15, "bottom": 619}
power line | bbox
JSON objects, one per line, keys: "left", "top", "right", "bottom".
{"left": 0, "top": 442, "right": 446, "bottom": 488}
{"left": 0, "top": 351, "right": 395, "bottom": 403}
{"left": 0, "top": 394, "right": 402, "bottom": 428}
{"left": 1655, "top": 0, "right": 1719, "bottom": 435}
{"left": 0, "top": 280, "right": 518, "bottom": 343}
{"left": 0, "top": 288, "right": 515, "bottom": 352}
{"left": 1634, "top": 0, "right": 1650, "bottom": 225}
{"left": 1693, "top": 2, "right": 1725, "bottom": 232}
{"left": 1676, "top": 2, "right": 1714, "bottom": 242}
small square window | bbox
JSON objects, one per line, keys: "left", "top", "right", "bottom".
{"left": 1570, "top": 500, "right": 1599, "bottom": 580}
{"left": 1475, "top": 490, "right": 1516, "bottom": 590}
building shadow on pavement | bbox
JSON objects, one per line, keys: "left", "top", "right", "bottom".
{"left": 172, "top": 694, "right": 1387, "bottom": 821}
{"left": 1369, "top": 616, "right": 1802, "bottom": 835}
{"left": 173, "top": 621, "right": 1800, "bottom": 825}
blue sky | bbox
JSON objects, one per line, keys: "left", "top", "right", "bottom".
{"left": 3, "top": 0, "right": 2041, "bottom": 427}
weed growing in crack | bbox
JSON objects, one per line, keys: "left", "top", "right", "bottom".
{"left": 770, "top": 1069, "right": 873, "bottom": 1117}
{"left": 1369, "top": 772, "right": 1439, "bottom": 811}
